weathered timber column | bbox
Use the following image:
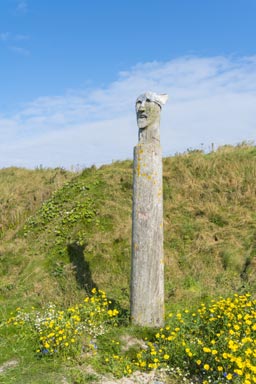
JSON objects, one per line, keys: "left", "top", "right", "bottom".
{"left": 131, "top": 91, "right": 168, "bottom": 327}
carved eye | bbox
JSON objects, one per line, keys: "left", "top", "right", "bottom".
{"left": 136, "top": 101, "right": 141, "bottom": 110}
{"left": 146, "top": 98, "right": 151, "bottom": 103}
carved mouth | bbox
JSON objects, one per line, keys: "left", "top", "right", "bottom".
{"left": 138, "top": 113, "right": 147, "bottom": 119}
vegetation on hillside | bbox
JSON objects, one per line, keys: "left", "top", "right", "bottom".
{"left": 0, "top": 166, "right": 73, "bottom": 235}
{"left": 0, "top": 143, "right": 256, "bottom": 382}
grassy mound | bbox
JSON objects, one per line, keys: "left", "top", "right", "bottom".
{"left": 1, "top": 144, "right": 256, "bottom": 312}
{"left": 1, "top": 143, "right": 256, "bottom": 382}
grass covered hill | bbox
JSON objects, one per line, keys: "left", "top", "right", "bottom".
{"left": 1, "top": 144, "right": 256, "bottom": 383}
{"left": 1, "top": 143, "right": 256, "bottom": 314}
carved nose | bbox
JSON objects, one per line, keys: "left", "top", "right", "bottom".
{"left": 138, "top": 101, "right": 145, "bottom": 110}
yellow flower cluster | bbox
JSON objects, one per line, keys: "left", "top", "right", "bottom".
{"left": 133, "top": 294, "right": 256, "bottom": 383}
{"left": 6, "top": 292, "right": 256, "bottom": 382}
{"left": 7, "top": 289, "right": 119, "bottom": 357}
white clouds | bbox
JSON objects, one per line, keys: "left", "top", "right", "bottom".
{"left": 0, "top": 32, "right": 29, "bottom": 43}
{"left": 0, "top": 32, "right": 10, "bottom": 41}
{"left": 0, "top": 2, "right": 30, "bottom": 53}
{"left": 1, "top": 55, "right": 256, "bottom": 168}
{"left": 0, "top": 32, "right": 30, "bottom": 55}
{"left": 14, "top": 34, "right": 30, "bottom": 41}
{"left": 9, "top": 46, "right": 30, "bottom": 56}
{"left": 16, "top": 1, "right": 28, "bottom": 13}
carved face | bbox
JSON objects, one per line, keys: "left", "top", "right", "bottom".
{"left": 136, "top": 98, "right": 161, "bottom": 129}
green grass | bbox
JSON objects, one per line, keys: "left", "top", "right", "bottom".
{"left": 1, "top": 143, "right": 256, "bottom": 382}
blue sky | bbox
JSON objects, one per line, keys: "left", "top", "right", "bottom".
{"left": 1, "top": 0, "right": 256, "bottom": 168}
